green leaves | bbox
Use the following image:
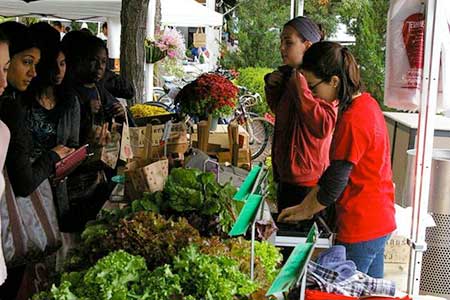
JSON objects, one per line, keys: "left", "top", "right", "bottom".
{"left": 38, "top": 251, "right": 150, "bottom": 300}
{"left": 42, "top": 248, "right": 259, "bottom": 300}
{"left": 163, "top": 168, "right": 238, "bottom": 233}
{"left": 220, "top": 0, "right": 289, "bottom": 69}
{"left": 173, "top": 246, "right": 258, "bottom": 300}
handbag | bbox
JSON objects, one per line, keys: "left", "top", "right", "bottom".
{"left": 0, "top": 171, "right": 61, "bottom": 268}
{"left": 193, "top": 27, "right": 206, "bottom": 48}
{"left": 54, "top": 144, "right": 89, "bottom": 181}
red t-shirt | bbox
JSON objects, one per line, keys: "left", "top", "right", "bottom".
{"left": 331, "top": 93, "right": 396, "bottom": 243}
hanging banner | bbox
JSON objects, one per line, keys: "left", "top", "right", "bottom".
{"left": 384, "top": 0, "right": 450, "bottom": 113}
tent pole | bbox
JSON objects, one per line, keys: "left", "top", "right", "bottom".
{"left": 145, "top": 0, "right": 157, "bottom": 103}
{"left": 290, "top": 0, "right": 295, "bottom": 19}
{"left": 296, "top": 0, "right": 304, "bottom": 17}
{"left": 106, "top": 17, "right": 121, "bottom": 70}
{"left": 406, "top": 0, "right": 442, "bottom": 295}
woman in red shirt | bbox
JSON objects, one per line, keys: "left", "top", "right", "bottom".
{"left": 278, "top": 41, "right": 396, "bottom": 278}
{"left": 265, "top": 17, "right": 338, "bottom": 212}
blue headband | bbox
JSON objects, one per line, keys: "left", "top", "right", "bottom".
{"left": 285, "top": 16, "right": 321, "bottom": 43}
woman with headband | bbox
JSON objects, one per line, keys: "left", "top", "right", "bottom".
{"left": 265, "top": 16, "right": 338, "bottom": 215}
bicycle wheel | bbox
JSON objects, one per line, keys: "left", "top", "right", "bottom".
{"left": 245, "top": 116, "right": 273, "bottom": 161}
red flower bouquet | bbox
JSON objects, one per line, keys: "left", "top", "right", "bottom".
{"left": 175, "top": 73, "right": 239, "bottom": 118}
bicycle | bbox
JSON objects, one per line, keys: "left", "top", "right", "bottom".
{"left": 229, "top": 88, "right": 274, "bottom": 161}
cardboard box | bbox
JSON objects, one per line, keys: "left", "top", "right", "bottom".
{"left": 130, "top": 122, "right": 188, "bottom": 159}
{"left": 217, "top": 148, "right": 251, "bottom": 168}
{"left": 384, "top": 235, "right": 410, "bottom": 264}
{"left": 191, "top": 124, "right": 249, "bottom": 149}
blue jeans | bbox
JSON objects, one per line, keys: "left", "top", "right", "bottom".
{"left": 337, "top": 234, "right": 390, "bottom": 278}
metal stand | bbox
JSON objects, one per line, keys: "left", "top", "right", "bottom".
{"left": 250, "top": 221, "right": 256, "bottom": 280}
{"left": 161, "top": 120, "right": 173, "bottom": 157}
{"left": 406, "top": 0, "right": 442, "bottom": 295}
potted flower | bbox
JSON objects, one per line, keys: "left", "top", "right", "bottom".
{"left": 145, "top": 27, "right": 186, "bottom": 64}
{"left": 175, "top": 73, "right": 239, "bottom": 131}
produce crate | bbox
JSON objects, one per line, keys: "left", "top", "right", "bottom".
{"left": 130, "top": 122, "right": 189, "bottom": 160}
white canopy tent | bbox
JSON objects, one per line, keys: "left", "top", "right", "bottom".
{"left": 0, "top": 0, "right": 223, "bottom": 26}
{"left": 0, "top": 0, "right": 121, "bottom": 21}
{"left": 161, "top": 0, "right": 223, "bottom": 27}
{"left": 0, "top": 0, "right": 224, "bottom": 101}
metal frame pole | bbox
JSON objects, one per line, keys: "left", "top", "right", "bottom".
{"left": 407, "top": 0, "right": 442, "bottom": 295}
{"left": 296, "top": 0, "right": 304, "bottom": 17}
{"left": 145, "top": 0, "right": 156, "bottom": 103}
{"left": 250, "top": 222, "right": 256, "bottom": 280}
{"left": 290, "top": 0, "right": 295, "bottom": 19}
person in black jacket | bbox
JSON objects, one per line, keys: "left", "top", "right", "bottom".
{"left": 0, "top": 21, "right": 74, "bottom": 300}
{"left": 59, "top": 33, "right": 127, "bottom": 232}
{"left": 0, "top": 21, "right": 74, "bottom": 198}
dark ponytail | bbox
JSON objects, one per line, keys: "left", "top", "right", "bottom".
{"left": 0, "top": 29, "right": 8, "bottom": 45}
{"left": 301, "top": 41, "right": 362, "bottom": 112}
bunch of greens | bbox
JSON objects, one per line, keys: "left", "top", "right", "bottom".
{"left": 110, "top": 211, "right": 201, "bottom": 269}
{"left": 34, "top": 250, "right": 151, "bottom": 300}
{"left": 172, "top": 245, "right": 258, "bottom": 300}
{"left": 65, "top": 211, "right": 201, "bottom": 272}
{"left": 200, "top": 237, "right": 283, "bottom": 289}
{"left": 138, "top": 168, "right": 238, "bottom": 236}
{"left": 37, "top": 247, "right": 259, "bottom": 300}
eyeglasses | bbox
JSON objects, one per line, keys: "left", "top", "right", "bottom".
{"left": 309, "top": 79, "right": 326, "bottom": 92}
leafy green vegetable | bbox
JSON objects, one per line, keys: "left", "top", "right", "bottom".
{"left": 173, "top": 245, "right": 258, "bottom": 300}
{"left": 111, "top": 212, "right": 202, "bottom": 269}
{"left": 65, "top": 212, "right": 202, "bottom": 272}
{"left": 38, "top": 247, "right": 260, "bottom": 300}
{"left": 36, "top": 251, "right": 150, "bottom": 300}
{"left": 137, "top": 265, "right": 182, "bottom": 300}
{"left": 135, "top": 168, "right": 238, "bottom": 236}
{"left": 200, "top": 237, "right": 283, "bottom": 289}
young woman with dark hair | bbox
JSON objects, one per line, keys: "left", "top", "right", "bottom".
{"left": 0, "top": 21, "right": 74, "bottom": 299}
{"left": 25, "top": 22, "right": 80, "bottom": 164}
{"left": 0, "top": 21, "right": 74, "bottom": 197}
{"left": 278, "top": 41, "right": 396, "bottom": 278}
{"left": 264, "top": 16, "right": 338, "bottom": 213}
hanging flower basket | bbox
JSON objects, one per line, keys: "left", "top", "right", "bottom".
{"left": 145, "top": 41, "right": 167, "bottom": 64}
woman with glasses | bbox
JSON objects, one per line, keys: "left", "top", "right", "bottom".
{"left": 278, "top": 42, "right": 396, "bottom": 278}
{"left": 264, "top": 16, "right": 338, "bottom": 214}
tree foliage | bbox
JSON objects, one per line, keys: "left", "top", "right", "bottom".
{"left": 220, "top": 0, "right": 340, "bottom": 69}
{"left": 220, "top": 0, "right": 290, "bottom": 69}
{"left": 222, "top": 0, "right": 389, "bottom": 104}
{"left": 335, "top": 0, "right": 390, "bottom": 103}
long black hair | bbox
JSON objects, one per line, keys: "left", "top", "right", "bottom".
{"left": 0, "top": 29, "right": 9, "bottom": 45}
{"left": 27, "top": 22, "right": 64, "bottom": 98}
{"left": 301, "top": 41, "right": 362, "bottom": 112}
{"left": 0, "top": 21, "right": 36, "bottom": 58}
